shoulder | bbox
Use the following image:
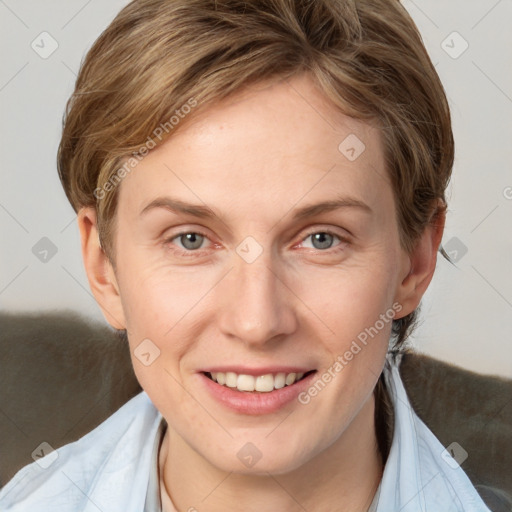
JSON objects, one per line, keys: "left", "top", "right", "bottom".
{"left": 397, "top": 350, "right": 512, "bottom": 505}
{"left": 380, "top": 353, "right": 495, "bottom": 511}
{"left": 0, "top": 391, "right": 161, "bottom": 512}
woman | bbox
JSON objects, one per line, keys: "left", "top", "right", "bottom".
{"left": 0, "top": 0, "right": 492, "bottom": 510}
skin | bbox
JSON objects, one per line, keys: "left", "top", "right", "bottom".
{"left": 78, "top": 74, "right": 444, "bottom": 511}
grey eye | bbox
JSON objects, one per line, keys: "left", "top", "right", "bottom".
{"left": 310, "top": 232, "right": 335, "bottom": 250}
{"left": 179, "top": 233, "right": 205, "bottom": 250}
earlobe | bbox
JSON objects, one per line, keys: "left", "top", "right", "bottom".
{"left": 77, "top": 208, "right": 126, "bottom": 329}
{"left": 394, "top": 206, "right": 446, "bottom": 318}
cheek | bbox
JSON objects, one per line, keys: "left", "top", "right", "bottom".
{"left": 115, "top": 257, "right": 224, "bottom": 396}
{"left": 296, "top": 260, "right": 398, "bottom": 342}
{"left": 117, "top": 262, "right": 206, "bottom": 408}
{"left": 289, "top": 265, "right": 395, "bottom": 445}
{"left": 117, "top": 252, "right": 208, "bottom": 334}
{"left": 296, "top": 258, "right": 397, "bottom": 403}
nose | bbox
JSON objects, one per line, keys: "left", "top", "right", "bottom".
{"left": 216, "top": 252, "right": 298, "bottom": 347}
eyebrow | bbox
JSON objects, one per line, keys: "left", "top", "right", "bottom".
{"left": 140, "top": 195, "right": 372, "bottom": 221}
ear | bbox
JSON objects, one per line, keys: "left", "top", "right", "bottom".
{"left": 394, "top": 205, "right": 446, "bottom": 318}
{"left": 77, "top": 207, "right": 126, "bottom": 329}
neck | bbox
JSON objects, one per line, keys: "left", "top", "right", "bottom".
{"left": 159, "top": 392, "right": 383, "bottom": 512}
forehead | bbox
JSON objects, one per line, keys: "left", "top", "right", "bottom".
{"left": 117, "top": 74, "right": 392, "bottom": 221}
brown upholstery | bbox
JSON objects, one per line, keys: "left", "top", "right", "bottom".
{"left": 399, "top": 351, "right": 512, "bottom": 510}
{"left": 0, "top": 312, "right": 511, "bottom": 510}
{"left": 0, "top": 312, "right": 141, "bottom": 487}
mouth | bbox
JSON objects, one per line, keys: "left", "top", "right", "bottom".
{"left": 199, "top": 368, "right": 317, "bottom": 415}
{"left": 203, "top": 370, "right": 316, "bottom": 393}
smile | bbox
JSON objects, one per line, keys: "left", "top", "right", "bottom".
{"left": 204, "top": 371, "right": 314, "bottom": 392}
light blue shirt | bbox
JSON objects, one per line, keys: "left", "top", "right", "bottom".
{"left": 0, "top": 353, "right": 491, "bottom": 511}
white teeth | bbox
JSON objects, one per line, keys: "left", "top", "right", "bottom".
{"left": 237, "top": 374, "right": 255, "bottom": 392}
{"left": 208, "top": 370, "right": 308, "bottom": 392}
{"left": 274, "top": 373, "right": 286, "bottom": 389}
{"left": 285, "top": 372, "right": 297, "bottom": 386}
{"left": 225, "top": 372, "right": 238, "bottom": 388}
{"left": 255, "top": 374, "right": 274, "bottom": 392}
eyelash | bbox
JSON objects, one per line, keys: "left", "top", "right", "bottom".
{"left": 299, "top": 229, "right": 350, "bottom": 251}
{"left": 164, "top": 230, "right": 215, "bottom": 257}
{"left": 164, "top": 228, "right": 350, "bottom": 257}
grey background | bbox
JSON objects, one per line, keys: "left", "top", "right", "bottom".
{"left": 0, "top": 0, "right": 511, "bottom": 378}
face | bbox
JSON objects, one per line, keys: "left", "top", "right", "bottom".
{"left": 86, "top": 74, "right": 416, "bottom": 475}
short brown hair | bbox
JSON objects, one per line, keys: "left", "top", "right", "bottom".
{"left": 57, "top": 0, "right": 454, "bottom": 347}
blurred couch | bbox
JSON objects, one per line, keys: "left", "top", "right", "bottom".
{"left": 0, "top": 312, "right": 511, "bottom": 510}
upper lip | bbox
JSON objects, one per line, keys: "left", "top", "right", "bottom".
{"left": 200, "top": 366, "right": 315, "bottom": 376}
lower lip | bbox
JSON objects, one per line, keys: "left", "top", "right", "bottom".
{"left": 199, "top": 372, "right": 317, "bottom": 415}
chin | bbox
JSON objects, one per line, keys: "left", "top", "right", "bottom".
{"left": 205, "top": 443, "right": 312, "bottom": 476}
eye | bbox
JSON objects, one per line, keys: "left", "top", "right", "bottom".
{"left": 171, "top": 232, "right": 209, "bottom": 251}
{"left": 300, "top": 231, "right": 346, "bottom": 251}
